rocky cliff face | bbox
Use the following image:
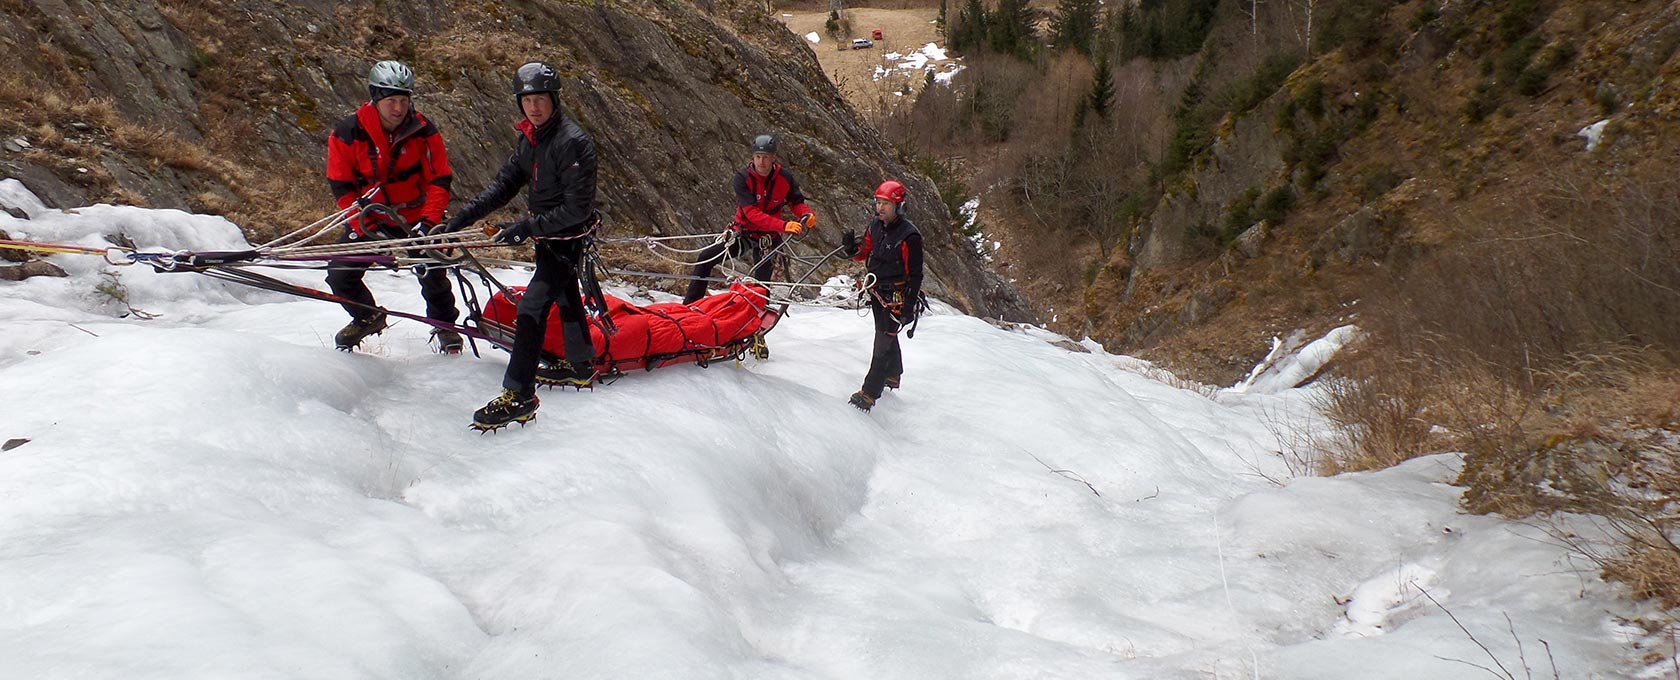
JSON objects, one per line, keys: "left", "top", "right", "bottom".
{"left": 0, "top": 0, "right": 1030, "bottom": 319}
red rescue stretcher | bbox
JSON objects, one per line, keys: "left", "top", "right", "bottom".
{"left": 478, "top": 282, "right": 781, "bottom": 374}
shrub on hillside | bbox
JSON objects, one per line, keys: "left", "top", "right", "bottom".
{"left": 1319, "top": 163, "right": 1680, "bottom": 603}
{"left": 1316, "top": 0, "right": 1396, "bottom": 59}
{"left": 1222, "top": 52, "right": 1301, "bottom": 115}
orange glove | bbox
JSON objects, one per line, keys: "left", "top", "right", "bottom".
{"left": 783, "top": 220, "right": 804, "bottom": 235}
{"left": 799, "top": 213, "right": 817, "bottom": 230}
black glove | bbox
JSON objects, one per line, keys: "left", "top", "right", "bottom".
{"left": 441, "top": 214, "right": 470, "bottom": 233}
{"left": 841, "top": 229, "right": 858, "bottom": 256}
{"left": 409, "top": 220, "right": 434, "bottom": 238}
{"left": 492, "top": 221, "right": 531, "bottom": 245}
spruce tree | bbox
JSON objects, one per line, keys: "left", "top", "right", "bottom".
{"left": 1052, "top": 0, "right": 1101, "bottom": 57}
{"left": 951, "top": 0, "right": 987, "bottom": 53}
{"left": 1087, "top": 55, "right": 1116, "bottom": 119}
{"left": 988, "top": 0, "right": 1037, "bottom": 58}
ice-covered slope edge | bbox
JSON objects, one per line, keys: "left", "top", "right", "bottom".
{"left": 0, "top": 184, "right": 1648, "bottom": 678}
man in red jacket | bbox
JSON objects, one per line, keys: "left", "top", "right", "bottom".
{"left": 682, "top": 134, "right": 816, "bottom": 305}
{"left": 324, "top": 60, "right": 461, "bottom": 352}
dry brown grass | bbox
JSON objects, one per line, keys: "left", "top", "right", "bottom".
{"left": 1311, "top": 345, "right": 1441, "bottom": 474}
{"left": 0, "top": 66, "right": 286, "bottom": 226}
{"left": 1314, "top": 157, "right": 1680, "bottom": 605}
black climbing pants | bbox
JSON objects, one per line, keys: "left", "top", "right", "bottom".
{"left": 683, "top": 232, "right": 781, "bottom": 304}
{"left": 504, "top": 239, "right": 594, "bottom": 393}
{"left": 860, "top": 297, "right": 905, "bottom": 399}
{"left": 325, "top": 228, "right": 457, "bottom": 323}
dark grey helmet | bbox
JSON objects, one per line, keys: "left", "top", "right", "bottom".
{"left": 513, "top": 62, "right": 561, "bottom": 99}
{"left": 367, "top": 60, "right": 414, "bottom": 101}
{"left": 752, "top": 134, "right": 777, "bottom": 154}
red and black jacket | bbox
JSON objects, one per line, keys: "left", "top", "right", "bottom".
{"left": 325, "top": 103, "right": 452, "bottom": 235}
{"left": 851, "top": 215, "right": 923, "bottom": 306}
{"left": 449, "top": 114, "right": 598, "bottom": 239}
{"left": 733, "top": 163, "right": 813, "bottom": 235}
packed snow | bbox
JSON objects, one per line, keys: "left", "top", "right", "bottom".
{"left": 1232, "top": 326, "right": 1361, "bottom": 395}
{"left": 1579, "top": 118, "right": 1611, "bottom": 152}
{"left": 0, "top": 181, "right": 1655, "bottom": 678}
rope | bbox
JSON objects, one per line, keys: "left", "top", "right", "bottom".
{"left": 191, "top": 263, "right": 503, "bottom": 345}
{"left": 253, "top": 185, "right": 382, "bottom": 251}
{"left": 610, "top": 229, "right": 734, "bottom": 268}
{"left": 596, "top": 231, "right": 729, "bottom": 251}
{"left": 267, "top": 230, "right": 498, "bottom": 258}
{"left": 600, "top": 267, "right": 853, "bottom": 292}
{"left": 0, "top": 239, "right": 137, "bottom": 266}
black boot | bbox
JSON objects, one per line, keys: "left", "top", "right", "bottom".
{"left": 884, "top": 374, "right": 901, "bottom": 390}
{"left": 848, "top": 390, "right": 876, "bottom": 412}
{"left": 431, "top": 328, "right": 464, "bottom": 354}
{"left": 335, "top": 312, "right": 389, "bottom": 351}
{"left": 471, "top": 389, "right": 539, "bottom": 431}
{"left": 536, "top": 360, "right": 595, "bottom": 389}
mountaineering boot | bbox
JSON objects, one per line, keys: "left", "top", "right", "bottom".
{"left": 471, "top": 389, "right": 539, "bottom": 431}
{"left": 748, "top": 334, "right": 770, "bottom": 360}
{"left": 535, "top": 361, "right": 595, "bottom": 389}
{"left": 848, "top": 390, "right": 876, "bottom": 412}
{"left": 335, "top": 312, "right": 389, "bottom": 351}
{"left": 431, "top": 328, "right": 464, "bottom": 354}
{"left": 884, "top": 374, "right": 901, "bottom": 390}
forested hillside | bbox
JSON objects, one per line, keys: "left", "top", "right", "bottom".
{"left": 876, "top": 0, "right": 1680, "bottom": 613}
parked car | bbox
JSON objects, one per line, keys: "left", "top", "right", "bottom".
{"left": 872, "top": 29, "right": 883, "bottom": 40}
{"left": 850, "top": 38, "right": 873, "bottom": 50}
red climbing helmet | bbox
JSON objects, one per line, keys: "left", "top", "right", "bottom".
{"left": 874, "top": 180, "right": 906, "bottom": 204}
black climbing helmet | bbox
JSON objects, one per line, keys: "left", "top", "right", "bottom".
{"left": 512, "top": 62, "right": 561, "bottom": 99}
{"left": 367, "top": 60, "right": 414, "bottom": 102}
{"left": 752, "top": 134, "right": 777, "bottom": 154}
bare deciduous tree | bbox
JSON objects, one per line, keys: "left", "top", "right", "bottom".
{"left": 1287, "top": 0, "right": 1317, "bottom": 57}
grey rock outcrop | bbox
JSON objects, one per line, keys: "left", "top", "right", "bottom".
{"left": 0, "top": 260, "right": 69, "bottom": 281}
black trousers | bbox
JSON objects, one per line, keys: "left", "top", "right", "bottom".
{"left": 860, "top": 297, "right": 904, "bottom": 399}
{"left": 683, "top": 232, "right": 781, "bottom": 304}
{"left": 504, "top": 239, "right": 594, "bottom": 393}
{"left": 325, "top": 228, "right": 457, "bottom": 323}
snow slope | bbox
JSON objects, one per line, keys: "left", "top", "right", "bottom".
{"left": 0, "top": 183, "right": 1649, "bottom": 678}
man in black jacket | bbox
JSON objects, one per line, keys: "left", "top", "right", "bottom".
{"left": 841, "top": 180, "right": 923, "bottom": 412}
{"left": 442, "top": 62, "right": 599, "bottom": 430}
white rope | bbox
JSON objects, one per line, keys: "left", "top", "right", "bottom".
{"left": 253, "top": 186, "right": 382, "bottom": 251}
{"left": 253, "top": 208, "right": 351, "bottom": 251}
{"left": 633, "top": 232, "right": 734, "bottom": 267}
{"left": 597, "top": 232, "right": 729, "bottom": 251}
{"left": 268, "top": 231, "right": 497, "bottom": 258}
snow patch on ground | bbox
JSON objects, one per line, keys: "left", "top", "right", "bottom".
{"left": 1230, "top": 325, "right": 1361, "bottom": 394}
{"left": 872, "top": 41, "right": 963, "bottom": 86}
{"left": 0, "top": 178, "right": 52, "bottom": 217}
{"left": 1579, "top": 118, "right": 1610, "bottom": 152}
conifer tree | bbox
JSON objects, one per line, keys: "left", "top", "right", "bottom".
{"left": 1052, "top": 0, "right": 1101, "bottom": 57}
{"left": 987, "top": 0, "right": 1037, "bottom": 58}
{"left": 1087, "top": 55, "right": 1116, "bottom": 119}
{"left": 951, "top": 0, "right": 987, "bottom": 53}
